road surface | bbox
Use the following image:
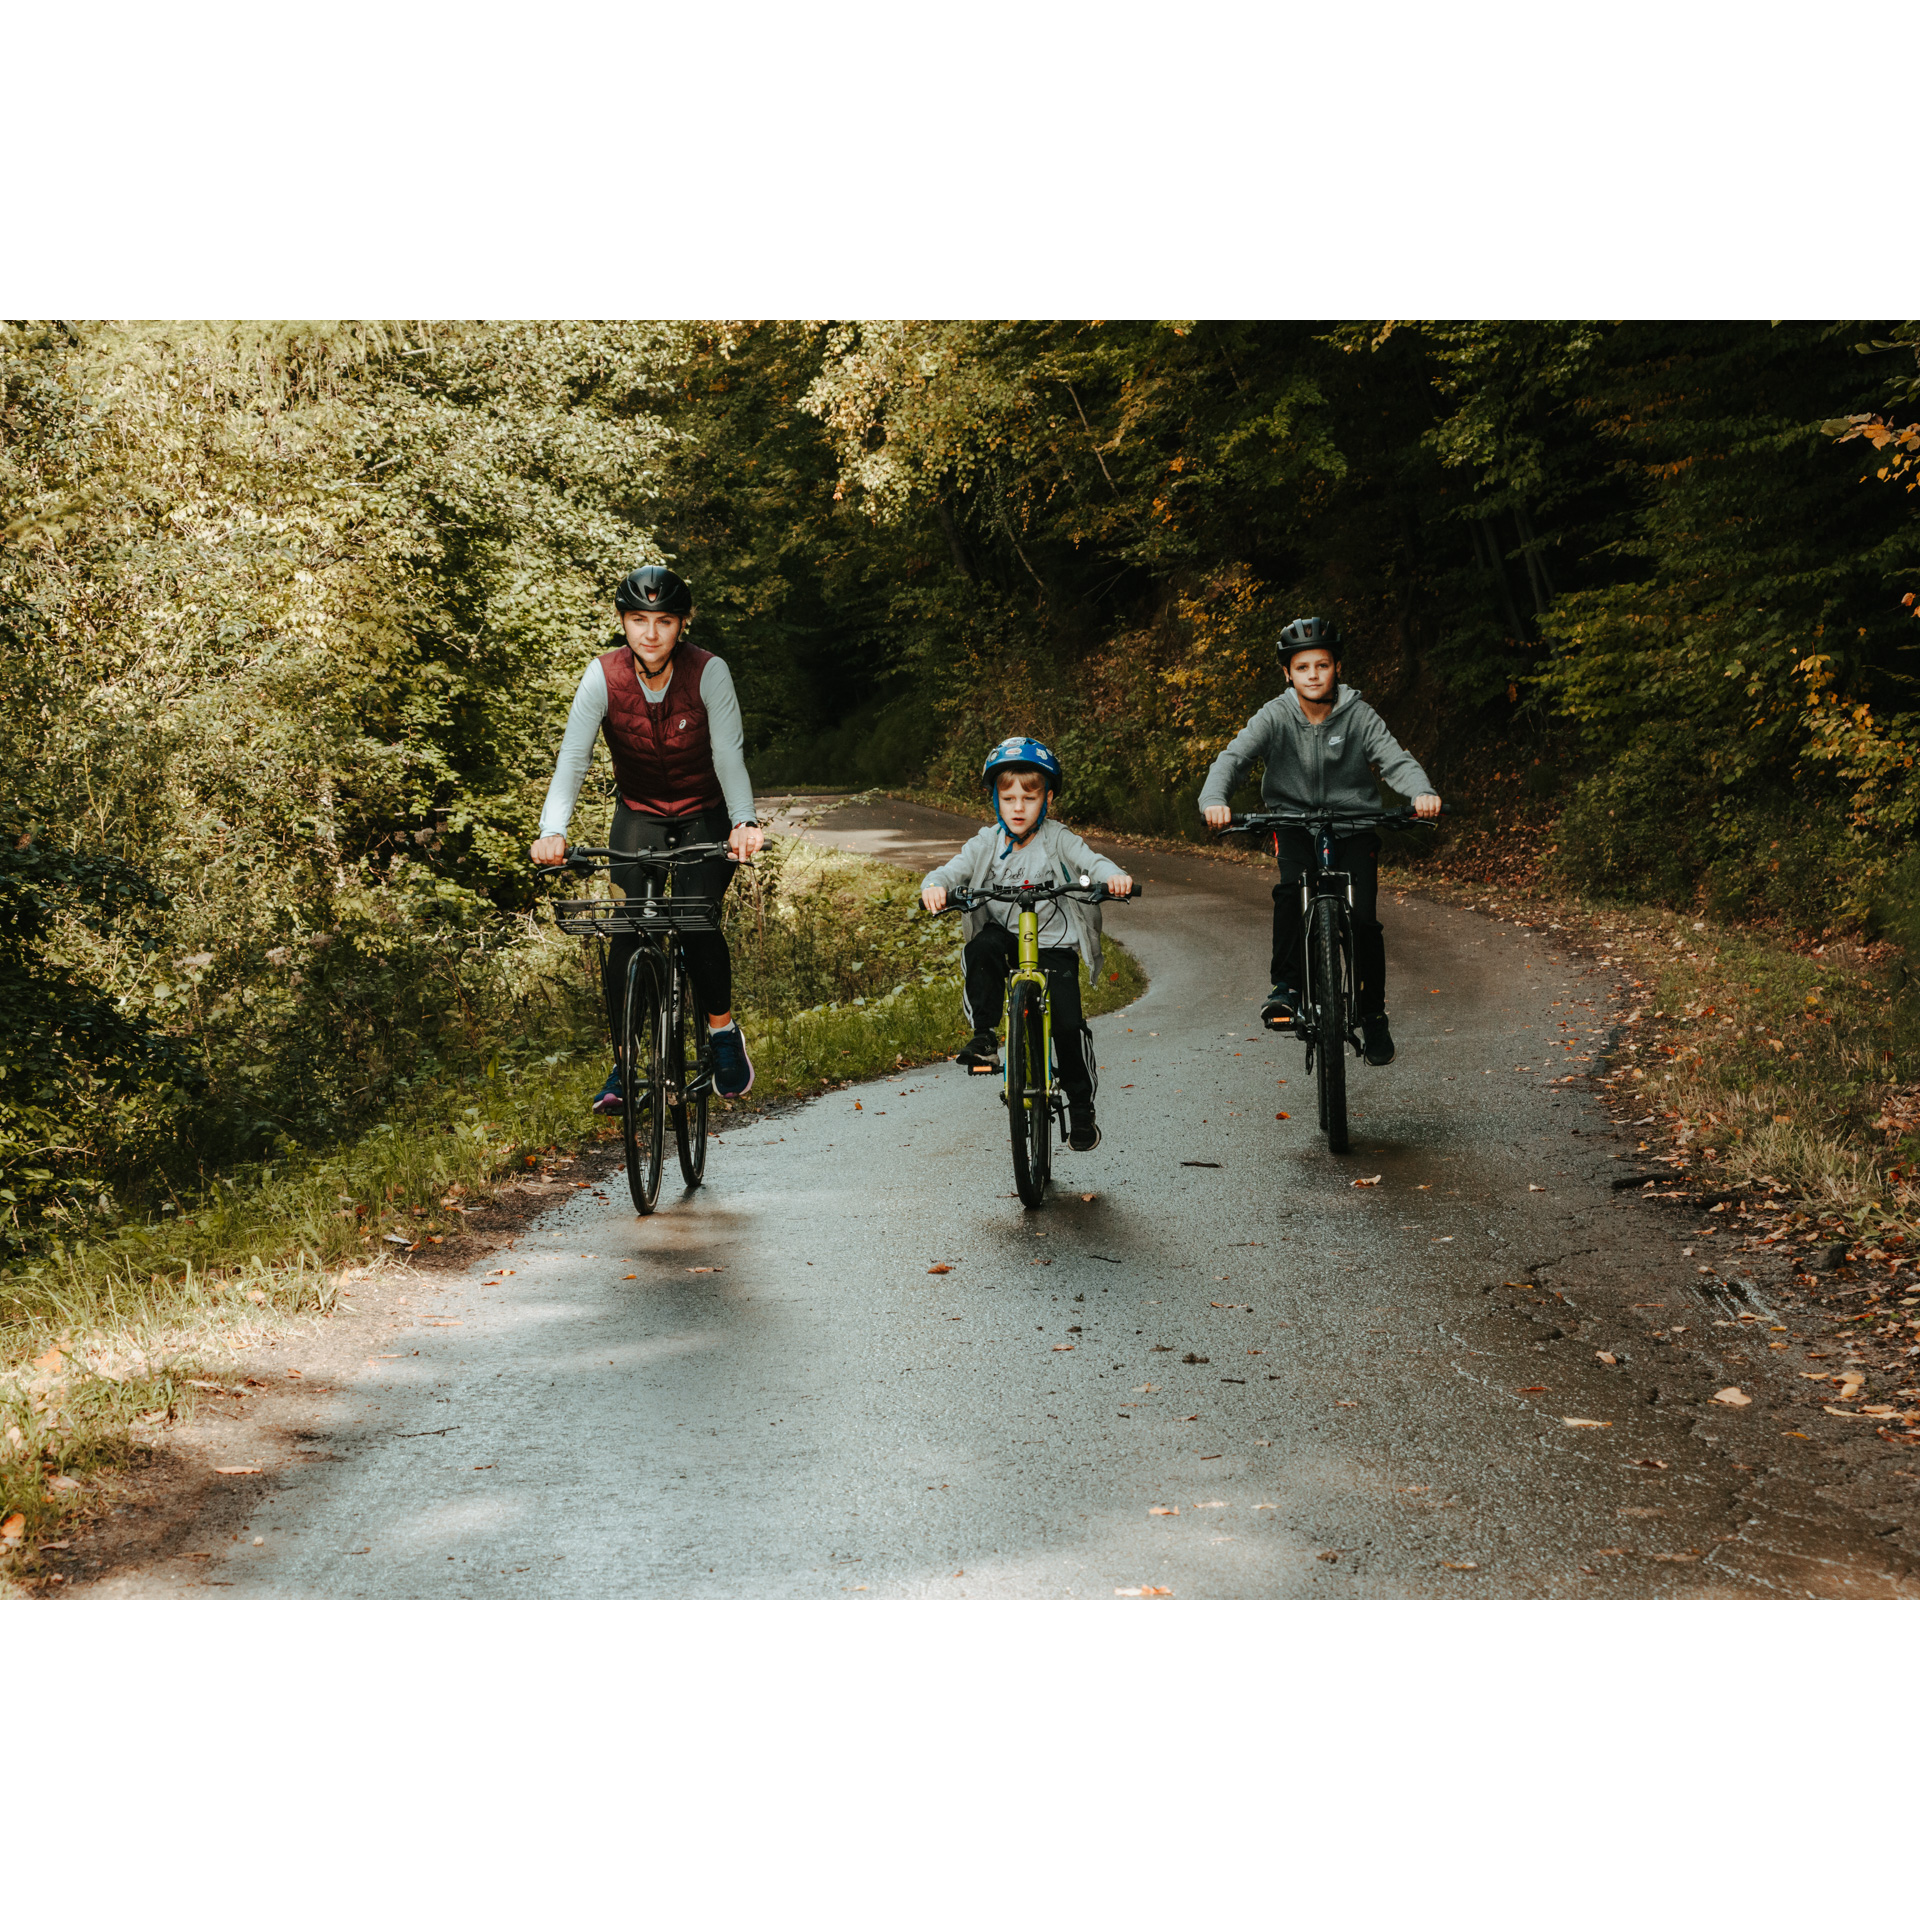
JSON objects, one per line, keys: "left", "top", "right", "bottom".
{"left": 76, "top": 797, "right": 1919, "bottom": 1598}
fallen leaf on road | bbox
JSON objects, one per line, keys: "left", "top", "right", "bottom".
{"left": 1596, "top": 1351, "right": 1618, "bottom": 1365}
{"left": 1181, "top": 1160, "right": 1222, "bottom": 1168}
{"left": 1181, "top": 1353, "right": 1209, "bottom": 1365}
{"left": 1317, "top": 1550, "right": 1340, "bottom": 1562}
{"left": 1150, "top": 1506, "right": 1180, "bottom": 1516}
{"left": 1276, "top": 1112, "right": 1289, "bottom": 1120}
{"left": 482, "top": 1280, "right": 500, "bottom": 1286}
{"left": 1052, "top": 1344, "right": 1075, "bottom": 1352}
{"left": 215, "top": 1466, "right": 262, "bottom": 1476}
{"left": 383, "top": 1233, "right": 411, "bottom": 1246}
{"left": 1592, "top": 1546, "right": 1632, "bottom": 1556}
{"left": 686, "top": 1267, "right": 723, "bottom": 1274}
{"left": 1334, "top": 1399, "right": 1358, "bottom": 1407}
{"left": 1520, "top": 1384, "right": 1547, "bottom": 1394}
{"left": 1253, "top": 1502, "right": 1276, "bottom": 1509}
{"left": 1, "top": 1514, "right": 23, "bottom": 1543}
{"left": 1182, "top": 1414, "right": 1198, "bottom": 1422}
{"left": 1194, "top": 1500, "right": 1226, "bottom": 1508}
{"left": 1115, "top": 1587, "right": 1172, "bottom": 1597}
{"left": 1563, "top": 1417, "right": 1611, "bottom": 1428}
{"left": 1080, "top": 1194, "right": 1096, "bottom": 1203}
{"left": 1529, "top": 1184, "right": 1546, "bottom": 1192}
{"left": 1247, "top": 1348, "right": 1263, "bottom": 1355}
{"left": 1799, "top": 1371, "right": 1829, "bottom": 1380}
{"left": 472, "top": 1464, "right": 494, "bottom": 1471}
{"left": 489, "top": 1269, "right": 515, "bottom": 1276}
{"left": 1632, "top": 1458, "right": 1669, "bottom": 1470}
{"left": 928, "top": 1263, "right": 953, "bottom": 1274}
{"left": 1352, "top": 1175, "right": 1383, "bottom": 1187}
{"left": 1646, "top": 1550, "right": 1701, "bottom": 1563}
{"left": 1443, "top": 1562, "right": 1479, "bottom": 1571}
{"left": 1712, "top": 1387, "right": 1752, "bottom": 1406}
{"left": 46, "top": 1474, "right": 81, "bottom": 1492}
{"left": 854, "top": 1101, "right": 862, "bottom": 1110}
{"left": 1838, "top": 1371, "right": 1865, "bottom": 1399}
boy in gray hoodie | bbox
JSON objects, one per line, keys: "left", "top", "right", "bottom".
{"left": 921, "top": 736, "right": 1133, "bottom": 1150}
{"left": 1198, "top": 618, "right": 1439, "bottom": 1064}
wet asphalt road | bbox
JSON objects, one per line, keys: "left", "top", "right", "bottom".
{"left": 106, "top": 798, "right": 1917, "bottom": 1599}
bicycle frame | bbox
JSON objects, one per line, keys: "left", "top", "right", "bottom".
{"left": 1004, "top": 898, "right": 1062, "bottom": 1135}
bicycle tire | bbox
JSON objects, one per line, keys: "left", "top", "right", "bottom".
{"left": 1007, "top": 978, "right": 1050, "bottom": 1209}
{"left": 671, "top": 952, "right": 709, "bottom": 1189}
{"left": 1312, "top": 902, "right": 1350, "bottom": 1154}
{"left": 622, "top": 951, "right": 667, "bottom": 1213}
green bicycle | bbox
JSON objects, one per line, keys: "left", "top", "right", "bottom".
{"left": 934, "top": 875, "right": 1140, "bottom": 1208}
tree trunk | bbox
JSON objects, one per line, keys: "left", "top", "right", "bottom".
{"left": 1514, "top": 505, "right": 1553, "bottom": 616}
{"left": 1473, "top": 516, "right": 1530, "bottom": 648}
{"left": 932, "top": 497, "right": 976, "bottom": 583}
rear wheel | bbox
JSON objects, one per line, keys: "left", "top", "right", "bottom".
{"left": 621, "top": 952, "right": 667, "bottom": 1213}
{"left": 671, "top": 954, "right": 709, "bottom": 1189}
{"left": 1007, "top": 978, "right": 1051, "bottom": 1209}
{"left": 1311, "top": 903, "right": 1350, "bottom": 1155}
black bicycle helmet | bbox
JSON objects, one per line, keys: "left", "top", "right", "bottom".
{"left": 1277, "top": 615, "right": 1342, "bottom": 664}
{"left": 614, "top": 564, "right": 693, "bottom": 617}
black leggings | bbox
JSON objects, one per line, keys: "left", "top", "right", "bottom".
{"left": 1270, "top": 829, "right": 1385, "bottom": 1019}
{"left": 962, "top": 923, "right": 1097, "bottom": 1107}
{"left": 603, "top": 804, "right": 737, "bottom": 1041}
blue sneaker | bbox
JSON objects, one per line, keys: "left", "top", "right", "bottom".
{"left": 709, "top": 1022, "right": 754, "bottom": 1098}
{"left": 591, "top": 1067, "right": 623, "bottom": 1114}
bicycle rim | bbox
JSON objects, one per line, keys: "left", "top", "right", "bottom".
{"left": 1007, "top": 980, "right": 1047, "bottom": 1209}
{"left": 622, "top": 955, "right": 666, "bottom": 1213}
{"left": 1313, "top": 905, "right": 1349, "bottom": 1154}
{"left": 671, "top": 957, "right": 709, "bottom": 1189}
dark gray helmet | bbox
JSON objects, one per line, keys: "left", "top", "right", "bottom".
{"left": 1277, "top": 615, "right": 1341, "bottom": 664}
{"left": 614, "top": 565, "right": 693, "bottom": 617}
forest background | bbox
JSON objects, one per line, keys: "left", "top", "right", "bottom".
{"left": 3, "top": 317, "right": 1918, "bottom": 1263}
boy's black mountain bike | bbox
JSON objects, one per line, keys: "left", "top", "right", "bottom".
{"left": 538, "top": 842, "right": 736, "bottom": 1214}
{"left": 1220, "top": 806, "right": 1438, "bottom": 1156}
{"left": 931, "top": 876, "right": 1139, "bottom": 1208}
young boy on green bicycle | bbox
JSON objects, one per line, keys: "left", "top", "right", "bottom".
{"left": 1198, "top": 618, "right": 1439, "bottom": 1065}
{"left": 920, "top": 738, "right": 1133, "bottom": 1151}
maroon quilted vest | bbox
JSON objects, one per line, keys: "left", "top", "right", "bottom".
{"left": 599, "top": 641, "right": 727, "bottom": 819}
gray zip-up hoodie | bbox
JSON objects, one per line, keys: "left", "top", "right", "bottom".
{"left": 921, "top": 817, "right": 1124, "bottom": 978}
{"left": 1197, "top": 684, "right": 1434, "bottom": 819}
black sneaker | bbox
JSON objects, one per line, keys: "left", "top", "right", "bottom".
{"left": 1068, "top": 1107, "right": 1101, "bottom": 1151}
{"left": 1361, "top": 1014, "right": 1395, "bottom": 1066}
{"left": 1261, "top": 984, "right": 1300, "bottom": 1030}
{"left": 955, "top": 1032, "right": 1000, "bottom": 1074}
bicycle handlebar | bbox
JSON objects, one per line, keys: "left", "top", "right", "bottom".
{"left": 927, "top": 879, "right": 1142, "bottom": 915}
{"left": 1217, "top": 803, "right": 1445, "bottom": 836}
{"left": 533, "top": 841, "right": 746, "bottom": 873}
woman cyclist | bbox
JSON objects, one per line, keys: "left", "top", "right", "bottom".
{"left": 529, "top": 564, "right": 764, "bottom": 1106}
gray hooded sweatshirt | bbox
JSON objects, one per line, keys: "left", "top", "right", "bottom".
{"left": 1197, "top": 684, "right": 1434, "bottom": 821}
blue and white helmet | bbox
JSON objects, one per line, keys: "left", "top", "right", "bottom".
{"left": 981, "top": 736, "right": 1062, "bottom": 797}
{"left": 981, "top": 736, "right": 1062, "bottom": 842}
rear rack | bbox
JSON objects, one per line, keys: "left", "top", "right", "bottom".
{"left": 552, "top": 894, "right": 723, "bottom": 940}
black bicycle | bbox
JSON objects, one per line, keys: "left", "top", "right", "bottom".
{"left": 931, "top": 876, "right": 1139, "bottom": 1208}
{"left": 539, "top": 842, "right": 737, "bottom": 1214}
{"left": 1219, "top": 806, "right": 1437, "bottom": 1155}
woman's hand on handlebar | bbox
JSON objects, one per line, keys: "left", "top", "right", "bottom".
{"left": 728, "top": 822, "right": 765, "bottom": 862}
{"left": 1106, "top": 874, "right": 1134, "bottom": 897}
{"left": 531, "top": 833, "right": 569, "bottom": 867}
{"left": 922, "top": 884, "right": 948, "bottom": 914}
{"left": 1413, "top": 792, "right": 1441, "bottom": 820}
{"left": 1202, "top": 804, "right": 1232, "bottom": 832}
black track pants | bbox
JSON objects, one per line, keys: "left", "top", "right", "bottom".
{"left": 603, "top": 803, "right": 737, "bottom": 1039}
{"left": 961, "top": 923, "right": 1096, "bottom": 1107}
{"left": 1269, "top": 829, "right": 1385, "bottom": 1019}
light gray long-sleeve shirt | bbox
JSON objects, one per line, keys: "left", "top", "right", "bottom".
{"left": 537, "top": 653, "right": 757, "bottom": 838}
{"left": 1196, "top": 684, "right": 1435, "bottom": 819}
{"left": 921, "top": 818, "right": 1126, "bottom": 978}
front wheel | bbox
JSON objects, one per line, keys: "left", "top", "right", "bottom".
{"left": 1311, "top": 903, "right": 1350, "bottom": 1155}
{"left": 1007, "top": 977, "right": 1051, "bottom": 1209}
{"left": 671, "top": 955, "right": 710, "bottom": 1189}
{"left": 621, "top": 953, "right": 667, "bottom": 1213}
